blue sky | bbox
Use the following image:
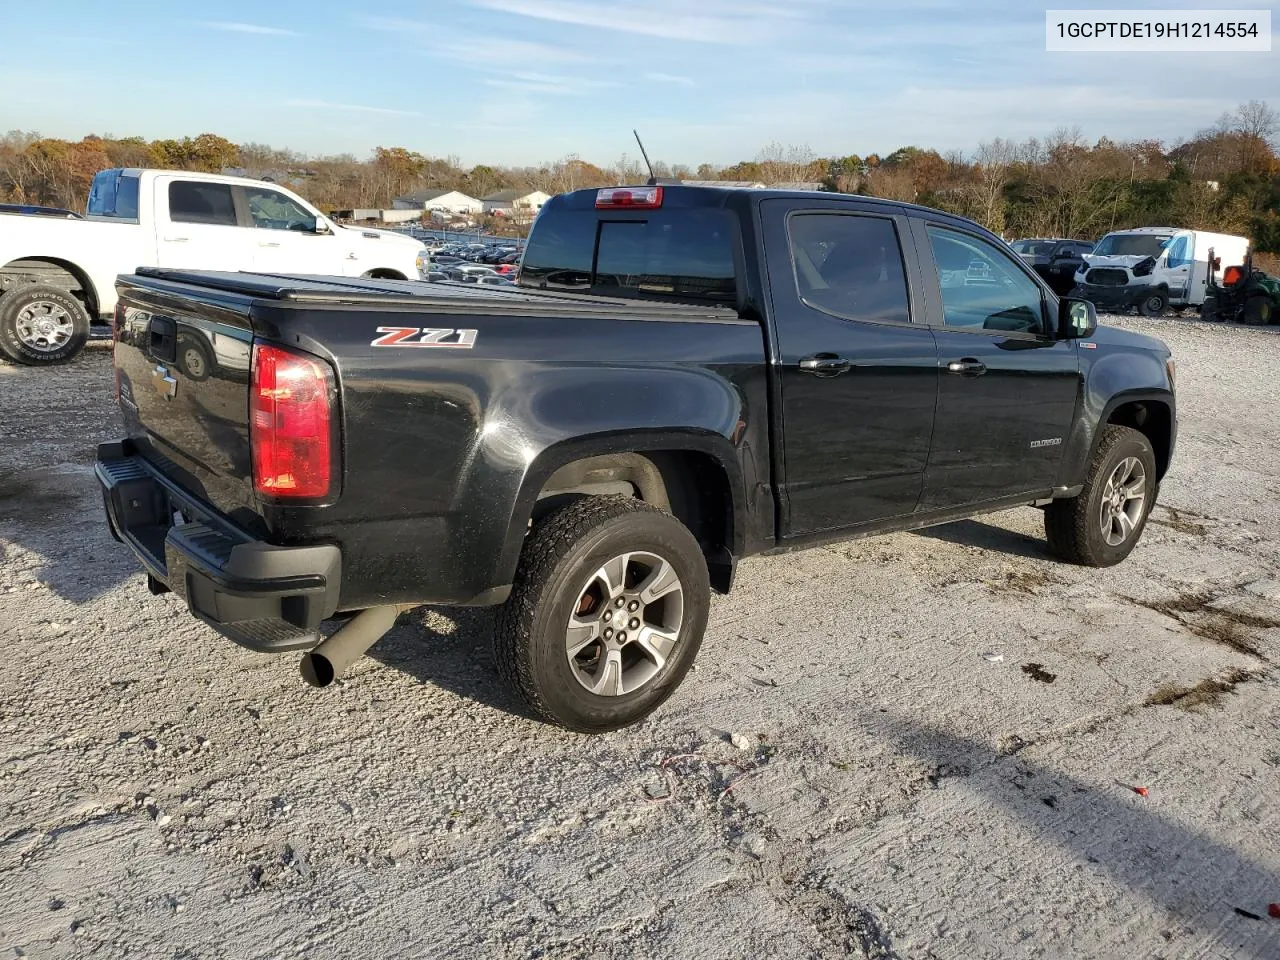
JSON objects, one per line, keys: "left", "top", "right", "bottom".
{"left": 4, "top": 1, "right": 1276, "bottom": 168}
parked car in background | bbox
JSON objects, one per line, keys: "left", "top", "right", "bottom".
{"left": 1010, "top": 238, "right": 1095, "bottom": 296}
{"left": 443, "top": 263, "right": 497, "bottom": 282}
{"left": 1072, "top": 227, "right": 1250, "bottom": 316}
{"left": 475, "top": 274, "right": 515, "bottom": 286}
{"left": 0, "top": 167, "right": 427, "bottom": 365}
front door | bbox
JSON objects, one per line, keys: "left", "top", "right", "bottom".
{"left": 763, "top": 200, "right": 939, "bottom": 537}
{"left": 911, "top": 221, "right": 1081, "bottom": 511}
{"left": 241, "top": 185, "right": 343, "bottom": 275}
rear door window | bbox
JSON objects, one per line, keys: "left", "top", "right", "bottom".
{"left": 786, "top": 213, "right": 912, "bottom": 324}
{"left": 168, "top": 181, "right": 237, "bottom": 226}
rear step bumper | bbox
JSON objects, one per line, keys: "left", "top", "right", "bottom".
{"left": 95, "top": 441, "right": 341, "bottom": 652}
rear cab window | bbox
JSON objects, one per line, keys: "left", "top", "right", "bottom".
{"left": 519, "top": 192, "right": 739, "bottom": 304}
{"left": 87, "top": 169, "right": 141, "bottom": 221}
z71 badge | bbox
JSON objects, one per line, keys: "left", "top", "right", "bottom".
{"left": 371, "top": 327, "right": 478, "bottom": 349}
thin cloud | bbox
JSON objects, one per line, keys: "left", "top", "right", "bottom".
{"left": 465, "top": 0, "right": 815, "bottom": 44}
{"left": 200, "top": 21, "right": 299, "bottom": 37}
{"left": 362, "top": 17, "right": 594, "bottom": 65}
{"left": 283, "top": 99, "right": 421, "bottom": 118}
{"left": 644, "top": 72, "right": 696, "bottom": 87}
{"left": 483, "top": 71, "right": 617, "bottom": 95}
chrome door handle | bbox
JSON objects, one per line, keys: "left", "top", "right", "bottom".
{"left": 947, "top": 359, "right": 987, "bottom": 376}
{"left": 258, "top": 241, "right": 281, "bottom": 248}
{"left": 799, "top": 354, "right": 852, "bottom": 377}
{"left": 164, "top": 236, "right": 189, "bottom": 242}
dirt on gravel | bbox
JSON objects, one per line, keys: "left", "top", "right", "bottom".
{"left": 1, "top": 314, "right": 1278, "bottom": 959}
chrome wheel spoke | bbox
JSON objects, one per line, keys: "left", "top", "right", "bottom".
{"left": 635, "top": 625, "right": 678, "bottom": 669}
{"left": 566, "top": 616, "right": 599, "bottom": 657}
{"left": 591, "top": 650, "right": 624, "bottom": 696}
{"left": 595, "top": 554, "right": 630, "bottom": 598}
{"left": 637, "top": 558, "right": 681, "bottom": 604}
{"left": 1118, "top": 508, "right": 1136, "bottom": 539}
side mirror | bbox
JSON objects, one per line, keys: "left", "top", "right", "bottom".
{"left": 311, "top": 219, "right": 332, "bottom": 236}
{"left": 1058, "top": 297, "right": 1097, "bottom": 339}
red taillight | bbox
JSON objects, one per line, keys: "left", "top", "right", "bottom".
{"left": 250, "top": 342, "right": 334, "bottom": 499}
{"left": 596, "top": 186, "right": 663, "bottom": 209}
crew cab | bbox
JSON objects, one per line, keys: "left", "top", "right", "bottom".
{"left": 96, "top": 184, "right": 1177, "bottom": 733}
{"left": 0, "top": 168, "right": 427, "bottom": 365}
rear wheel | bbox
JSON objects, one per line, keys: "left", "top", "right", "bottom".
{"left": 495, "top": 496, "right": 710, "bottom": 733}
{"left": 0, "top": 284, "right": 90, "bottom": 365}
{"left": 1138, "top": 292, "right": 1168, "bottom": 317}
{"left": 1241, "top": 295, "right": 1274, "bottom": 327}
{"left": 1045, "top": 425, "right": 1157, "bottom": 567}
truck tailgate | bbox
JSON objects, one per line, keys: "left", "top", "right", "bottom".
{"left": 114, "top": 278, "right": 261, "bottom": 523}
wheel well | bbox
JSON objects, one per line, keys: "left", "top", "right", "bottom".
{"left": 0, "top": 258, "right": 99, "bottom": 317}
{"left": 363, "top": 268, "right": 407, "bottom": 281}
{"left": 533, "top": 451, "right": 736, "bottom": 593}
{"left": 1108, "top": 400, "right": 1172, "bottom": 479}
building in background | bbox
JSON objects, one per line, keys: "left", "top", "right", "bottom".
{"left": 481, "top": 189, "right": 551, "bottom": 220}
{"left": 392, "top": 189, "right": 483, "bottom": 216}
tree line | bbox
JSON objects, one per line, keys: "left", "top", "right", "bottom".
{"left": 2, "top": 100, "right": 1277, "bottom": 251}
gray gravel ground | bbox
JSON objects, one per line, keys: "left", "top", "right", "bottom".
{"left": 1, "top": 315, "right": 1278, "bottom": 959}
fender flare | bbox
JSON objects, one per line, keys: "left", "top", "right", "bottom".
{"left": 496, "top": 429, "right": 746, "bottom": 586}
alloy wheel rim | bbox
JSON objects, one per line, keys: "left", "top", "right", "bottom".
{"left": 565, "top": 551, "right": 684, "bottom": 696}
{"left": 1099, "top": 456, "right": 1147, "bottom": 546}
{"left": 15, "top": 301, "right": 74, "bottom": 352}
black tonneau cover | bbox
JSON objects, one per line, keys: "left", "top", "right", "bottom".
{"left": 131, "top": 268, "right": 740, "bottom": 322}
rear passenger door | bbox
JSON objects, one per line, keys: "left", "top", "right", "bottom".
{"left": 909, "top": 220, "right": 1081, "bottom": 510}
{"left": 762, "top": 200, "right": 940, "bottom": 537}
{"left": 154, "top": 177, "right": 256, "bottom": 272}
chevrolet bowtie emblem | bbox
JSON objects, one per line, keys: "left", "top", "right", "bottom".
{"left": 151, "top": 364, "right": 177, "bottom": 400}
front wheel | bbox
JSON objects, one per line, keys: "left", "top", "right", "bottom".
{"left": 1138, "top": 292, "right": 1168, "bottom": 317}
{"left": 494, "top": 496, "right": 710, "bottom": 733}
{"left": 1045, "top": 425, "right": 1157, "bottom": 567}
{"left": 0, "top": 284, "right": 91, "bottom": 365}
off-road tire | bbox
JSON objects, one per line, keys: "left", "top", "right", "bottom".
{"left": 1138, "top": 291, "right": 1168, "bottom": 318}
{"left": 494, "top": 496, "right": 710, "bottom": 733}
{"left": 1045, "top": 425, "right": 1157, "bottom": 567}
{"left": 1241, "top": 295, "right": 1274, "bottom": 327}
{"left": 0, "top": 284, "right": 90, "bottom": 365}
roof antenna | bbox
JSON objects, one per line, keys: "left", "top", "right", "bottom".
{"left": 633, "top": 129, "right": 656, "bottom": 185}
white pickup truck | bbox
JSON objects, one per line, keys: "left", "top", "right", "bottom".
{"left": 0, "top": 168, "right": 428, "bottom": 364}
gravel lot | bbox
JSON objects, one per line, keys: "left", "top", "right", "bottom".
{"left": 1, "top": 315, "right": 1278, "bottom": 959}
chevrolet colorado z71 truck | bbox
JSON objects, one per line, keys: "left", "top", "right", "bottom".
{"left": 96, "top": 184, "right": 1177, "bottom": 733}
{"left": 0, "top": 168, "right": 426, "bottom": 365}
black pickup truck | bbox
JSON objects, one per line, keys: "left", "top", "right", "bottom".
{"left": 97, "top": 184, "right": 1176, "bottom": 732}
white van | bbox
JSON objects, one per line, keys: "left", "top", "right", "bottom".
{"left": 1072, "top": 227, "right": 1249, "bottom": 315}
